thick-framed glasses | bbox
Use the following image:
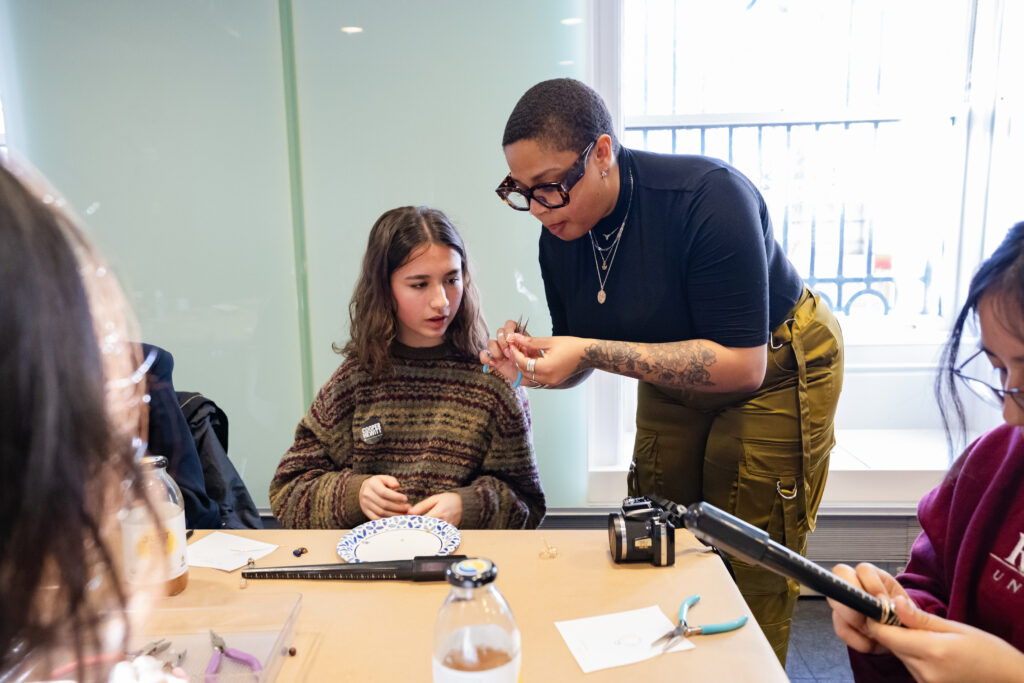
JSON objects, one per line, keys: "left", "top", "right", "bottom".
{"left": 495, "top": 140, "right": 596, "bottom": 211}
{"left": 953, "top": 349, "right": 1024, "bottom": 410}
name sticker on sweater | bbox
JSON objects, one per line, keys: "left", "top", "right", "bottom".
{"left": 361, "top": 416, "right": 383, "bottom": 444}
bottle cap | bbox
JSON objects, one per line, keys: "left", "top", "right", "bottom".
{"left": 446, "top": 558, "right": 498, "bottom": 588}
{"left": 139, "top": 454, "right": 169, "bottom": 469}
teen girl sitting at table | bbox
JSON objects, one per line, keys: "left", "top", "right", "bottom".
{"left": 270, "top": 206, "right": 545, "bottom": 530}
{"left": 829, "top": 222, "right": 1024, "bottom": 682}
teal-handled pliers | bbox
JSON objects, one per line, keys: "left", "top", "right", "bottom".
{"left": 652, "top": 594, "right": 749, "bottom": 651}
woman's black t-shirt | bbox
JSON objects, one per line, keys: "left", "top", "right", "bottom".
{"left": 538, "top": 148, "right": 803, "bottom": 347}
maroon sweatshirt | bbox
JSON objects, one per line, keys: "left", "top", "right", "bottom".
{"left": 850, "top": 423, "right": 1024, "bottom": 680}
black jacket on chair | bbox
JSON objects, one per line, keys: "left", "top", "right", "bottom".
{"left": 142, "top": 344, "right": 221, "bottom": 529}
{"left": 177, "top": 391, "right": 262, "bottom": 529}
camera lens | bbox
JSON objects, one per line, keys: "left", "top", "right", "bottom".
{"left": 608, "top": 513, "right": 627, "bottom": 562}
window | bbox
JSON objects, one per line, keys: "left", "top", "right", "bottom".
{"left": 622, "top": 0, "right": 971, "bottom": 325}
{"left": 586, "top": 0, "right": 1019, "bottom": 499}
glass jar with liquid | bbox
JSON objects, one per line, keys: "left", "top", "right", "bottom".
{"left": 432, "top": 558, "right": 521, "bottom": 682}
{"left": 119, "top": 455, "right": 189, "bottom": 596}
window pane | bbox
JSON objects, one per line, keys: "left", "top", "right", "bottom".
{"left": 624, "top": 0, "right": 970, "bottom": 115}
{"left": 622, "top": 0, "right": 972, "bottom": 325}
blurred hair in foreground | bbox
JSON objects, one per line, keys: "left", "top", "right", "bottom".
{"left": 0, "top": 152, "right": 152, "bottom": 680}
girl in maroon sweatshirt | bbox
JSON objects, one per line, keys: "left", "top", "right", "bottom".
{"left": 829, "top": 222, "right": 1024, "bottom": 682}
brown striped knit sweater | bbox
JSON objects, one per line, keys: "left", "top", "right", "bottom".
{"left": 269, "top": 342, "right": 545, "bottom": 529}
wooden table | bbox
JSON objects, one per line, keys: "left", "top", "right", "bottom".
{"left": 175, "top": 529, "right": 786, "bottom": 682}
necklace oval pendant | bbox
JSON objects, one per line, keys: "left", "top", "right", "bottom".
{"left": 597, "top": 289, "right": 607, "bottom": 304}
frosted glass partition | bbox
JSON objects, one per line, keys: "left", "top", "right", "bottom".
{"left": 0, "top": 1, "right": 303, "bottom": 508}
{"left": 0, "top": 0, "right": 589, "bottom": 508}
{"left": 292, "top": 1, "right": 588, "bottom": 506}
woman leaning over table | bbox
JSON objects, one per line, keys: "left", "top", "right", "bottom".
{"left": 482, "top": 78, "right": 843, "bottom": 664}
{"left": 830, "top": 223, "right": 1024, "bottom": 683}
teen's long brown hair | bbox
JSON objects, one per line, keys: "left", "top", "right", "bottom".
{"left": 340, "top": 206, "right": 489, "bottom": 377}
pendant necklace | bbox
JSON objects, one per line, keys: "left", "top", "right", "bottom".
{"left": 589, "top": 168, "right": 634, "bottom": 304}
{"left": 592, "top": 237, "right": 618, "bottom": 261}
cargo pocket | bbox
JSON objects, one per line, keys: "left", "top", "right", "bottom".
{"left": 735, "top": 460, "right": 802, "bottom": 553}
{"left": 628, "top": 428, "right": 660, "bottom": 497}
{"left": 741, "top": 438, "right": 802, "bottom": 557}
{"left": 740, "top": 437, "right": 819, "bottom": 542}
{"left": 742, "top": 437, "right": 802, "bottom": 478}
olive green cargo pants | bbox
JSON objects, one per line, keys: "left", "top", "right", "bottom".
{"left": 627, "top": 288, "right": 843, "bottom": 665}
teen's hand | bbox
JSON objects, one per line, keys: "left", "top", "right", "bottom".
{"left": 408, "top": 492, "right": 463, "bottom": 527}
{"left": 828, "top": 562, "right": 909, "bottom": 655}
{"left": 480, "top": 319, "right": 532, "bottom": 384}
{"left": 865, "top": 595, "right": 1024, "bottom": 683}
{"left": 359, "top": 475, "right": 410, "bottom": 520}
{"left": 506, "top": 334, "right": 586, "bottom": 388}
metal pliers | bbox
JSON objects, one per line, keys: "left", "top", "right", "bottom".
{"left": 652, "top": 594, "right": 749, "bottom": 651}
{"left": 205, "top": 630, "right": 262, "bottom": 681}
{"left": 133, "top": 639, "right": 172, "bottom": 658}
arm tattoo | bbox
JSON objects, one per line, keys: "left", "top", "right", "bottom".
{"left": 577, "top": 340, "right": 717, "bottom": 389}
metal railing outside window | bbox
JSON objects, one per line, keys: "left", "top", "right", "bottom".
{"left": 623, "top": 114, "right": 954, "bottom": 317}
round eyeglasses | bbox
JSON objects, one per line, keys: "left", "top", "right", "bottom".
{"left": 953, "top": 348, "right": 1024, "bottom": 410}
{"left": 495, "top": 140, "right": 596, "bottom": 211}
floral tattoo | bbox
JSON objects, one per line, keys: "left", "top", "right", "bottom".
{"left": 576, "top": 340, "right": 717, "bottom": 389}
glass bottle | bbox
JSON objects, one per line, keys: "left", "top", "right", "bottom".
{"left": 119, "top": 455, "right": 189, "bottom": 596}
{"left": 432, "top": 558, "right": 521, "bottom": 682}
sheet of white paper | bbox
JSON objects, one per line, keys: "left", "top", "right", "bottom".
{"left": 555, "top": 605, "right": 695, "bottom": 673}
{"left": 186, "top": 531, "right": 278, "bottom": 572}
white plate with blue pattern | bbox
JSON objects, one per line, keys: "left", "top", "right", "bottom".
{"left": 337, "top": 515, "right": 461, "bottom": 563}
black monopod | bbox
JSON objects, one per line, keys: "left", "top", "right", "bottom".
{"left": 649, "top": 497, "right": 902, "bottom": 627}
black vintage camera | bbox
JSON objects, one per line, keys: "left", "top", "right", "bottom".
{"left": 607, "top": 496, "right": 675, "bottom": 566}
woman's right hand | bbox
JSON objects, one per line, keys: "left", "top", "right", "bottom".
{"left": 359, "top": 475, "right": 410, "bottom": 520}
{"left": 828, "top": 562, "right": 910, "bottom": 655}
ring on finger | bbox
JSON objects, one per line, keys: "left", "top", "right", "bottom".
{"left": 526, "top": 358, "right": 536, "bottom": 373}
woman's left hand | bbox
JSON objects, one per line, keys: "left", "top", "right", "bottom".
{"left": 507, "top": 334, "right": 587, "bottom": 387}
{"left": 408, "top": 492, "right": 463, "bottom": 527}
{"left": 864, "top": 595, "right": 1024, "bottom": 683}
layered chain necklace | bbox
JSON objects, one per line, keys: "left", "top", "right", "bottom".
{"left": 588, "top": 167, "right": 633, "bottom": 304}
